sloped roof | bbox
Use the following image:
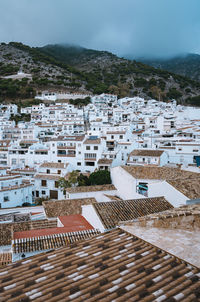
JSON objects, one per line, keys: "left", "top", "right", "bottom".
{"left": 98, "top": 159, "right": 113, "bottom": 165}
{"left": 122, "top": 166, "right": 200, "bottom": 199}
{"left": 121, "top": 204, "right": 200, "bottom": 267}
{"left": 83, "top": 138, "right": 101, "bottom": 144}
{"left": 0, "top": 228, "right": 199, "bottom": 301}
{"left": 66, "top": 184, "right": 116, "bottom": 193}
{"left": 93, "top": 197, "right": 173, "bottom": 229}
{"left": 43, "top": 198, "right": 97, "bottom": 218}
{"left": 122, "top": 165, "right": 200, "bottom": 180}
{"left": 13, "top": 229, "right": 99, "bottom": 254}
{"left": 40, "top": 162, "right": 65, "bottom": 169}
{"left": 129, "top": 149, "right": 164, "bottom": 157}
{"left": 168, "top": 178, "right": 200, "bottom": 200}
{"left": 34, "top": 174, "right": 61, "bottom": 181}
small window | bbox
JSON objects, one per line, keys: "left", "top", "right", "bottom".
{"left": 41, "top": 180, "right": 47, "bottom": 187}
{"left": 94, "top": 146, "right": 98, "bottom": 150}
{"left": 42, "top": 190, "right": 46, "bottom": 195}
{"left": 77, "top": 162, "right": 81, "bottom": 166}
{"left": 111, "top": 135, "right": 114, "bottom": 139}
{"left": 119, "top": 135, "right": 123, "bottom": 139}
{"left": 46, "top": 169, "right": 50, "bottom": 174}
{"left": 3, "top": 196, "right": 9, "bottom": 202}
{"left": 86, "top": 146, "right": 90, "bottom": 150}
{"left": 55, "top": 181, "right": 59, "bottom": 188}
{"left": 58, "top": 170, "right": 61, "bottom": 174}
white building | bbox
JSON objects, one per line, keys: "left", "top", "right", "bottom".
{"left": 0, "top": 174, "right": 33, "bottom": 208}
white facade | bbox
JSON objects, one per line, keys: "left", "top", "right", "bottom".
{"left": 0, "top": 175, "right": 33, "bottom": 208}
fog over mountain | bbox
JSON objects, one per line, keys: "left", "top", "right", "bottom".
{"left": 0, "top": 0, "right": 200, "bottom": 58}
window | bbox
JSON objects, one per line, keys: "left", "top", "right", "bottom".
{"left": 86, "top": 146, "right": 90, "bottom": 150}
{"left": 178, "top": 148, "right": 182, "bottom": 151}
{"left": 58, "top": 160, "right": 61, "bottom": 163}
{"left": 55, "top": 181, "right": 59, "bottom": 188}
{"left": 94, "top": 146, "right": 98, "bottom": 150}
{"left": 41, "top": 180, "right": 47, "bottom": 187}
{"left": 46, "top": 169, "right": 50, "bottom": 174}
{"left": 138, "top": 182, "right": 148, "bottom": 197}
{"left": 77, "top": 162, "right": 81, "bottom": 166}
{"left": 58, "top": 170, "right": 61, "bottom": 174}
{"left": 84, "top": 153, "right": 96, "bottom": 159}
{"left": 111, "top": 135, "right": 114, "bottom": 139}
{"left": 42, "top": 190, "right": 46, "bottom": 195}
{"left": 193, "top": 149, "right": 198, "bottom": 152}
{"left": 85, "top": 162, "right": 95, "bottom": 166}
{"left": 119, "top": 135, "right": 123, "bottom": 139}
{"left": 3, "top": 196, "right": 9, "bottom": 202}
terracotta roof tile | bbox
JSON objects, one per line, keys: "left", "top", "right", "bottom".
{"left": 122, "top": 165, "right": 200, "bottom": 180}
{"left": 130, "top": 149, "right": 164, "bottom": 157}
{"left": 66, "top": 184, "right": 116, "bottom": 193}
{"left": 83, "top": 138, "right": 101, "bottom": 144}
{"left": 43, "top": 198, "right": 97, "bottom": 218}
{"left": 40, "top": 162, "right": 66, "bottom": 169}
{"left": 94, "top": 197, "right": 173, "bottom": 229}
{"left": 0, "top": 228, "right": 199, "bottom": 301}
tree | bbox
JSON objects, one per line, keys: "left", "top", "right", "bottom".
{"left": 77, "top": 173, "right": 91, "bottom": 186}
{"left": 68, "top": 170, "right": 79, "bottom": 186}
{"left": 58, "top": 177, "right": 71, "bottom": 195}
{"left": 89, "top": 170, "right": 111, "bottom": 185}
{"left": 150, "top": 86, "right": 166, "bottom": 101}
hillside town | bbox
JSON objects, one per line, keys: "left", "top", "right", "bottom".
{"left": 0, "top": 91, "right": 200, "bottom": 301}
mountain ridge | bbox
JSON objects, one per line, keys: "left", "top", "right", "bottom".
{"left": 0, "top": 42, "right": 200, "bottom": 106}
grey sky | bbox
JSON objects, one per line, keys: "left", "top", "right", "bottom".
{"left": 0, "top": 0, "right": 200, "bottom": 58}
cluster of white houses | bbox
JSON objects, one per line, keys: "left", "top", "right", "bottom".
{"left": 0, "top": 93, "right": 200, "bottom": 208}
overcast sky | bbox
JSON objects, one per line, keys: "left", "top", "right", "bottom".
{"left": 0, "top": 0, "right": 200, "bottom": 58}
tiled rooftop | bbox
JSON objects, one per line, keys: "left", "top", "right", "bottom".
{"left": 121, "top": 204, "right": 200, "bottom": 230}
{"left": 0, "top": 219, "right": 57, "bottom": 246}
{"left": 34, "top": 174, "right": 61, "bottom": 180}
{"left": 0, "top": 228, "right": 199, "bottom": 301}
{"left": 120, "top": 205, "right": 200, "bottom": 267}
{"left": 83, "top": 138, "right": 101, "bottom": 144}
{"left": 43, "top": 198, "right": 97, "bottom": 218}
{"left": 129, "top": 149, "right": 164, "bottom": 157}
{"left": 0, "top": 253, "right": 12, "bottom": 268}
{"left": 66, "top": 184, "right": 116, "bottom": 193}
{"left": 40, "top": 162, "right": 65, "bottom": 169}
{"left": 13, "top": 229, "right": 100, "bottom": 254}
{"left": 122, "top": 165, "right": 200, "bottom": 180}
{"left": 168, "top": 179, "right": 200, "bottom": 200}
{"left": 97, "top": 158, "right": 113, "bottom": 165}
{"left": 93, "top": 197, "right": 173, "bottom": 229}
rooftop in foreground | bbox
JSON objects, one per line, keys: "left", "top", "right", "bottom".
{"left": 0, "top": 228, "right": 200, "bottom": 301}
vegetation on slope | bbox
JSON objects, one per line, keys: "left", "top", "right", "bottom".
{"left": 1, "top": 42, "right": 200, "bottom": 106}
{"left": 139, "top": 54, "right": 200, "bottom": 82}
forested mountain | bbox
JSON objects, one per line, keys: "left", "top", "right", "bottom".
{"left": 136, "top": 54, "right": 200, "bottom": 82}
{"left": 0, "top": 42, "right": 200, "bottom": 106}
